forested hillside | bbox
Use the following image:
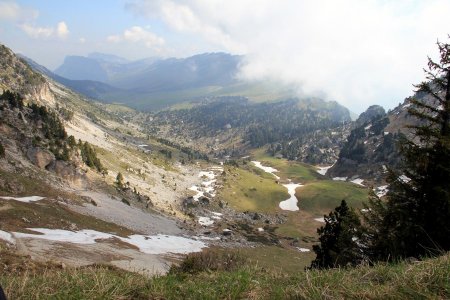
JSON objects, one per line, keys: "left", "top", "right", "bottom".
{"left": 147, "top": 96, "right": 351, "bottom": 161}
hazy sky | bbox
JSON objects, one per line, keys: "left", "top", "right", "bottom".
{"left": 1, "top": 0, "right": 450, "bottom": 112}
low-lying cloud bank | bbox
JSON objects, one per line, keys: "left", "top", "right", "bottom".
{"left": 127, "top": 0, "right": 450, "bottom": 112}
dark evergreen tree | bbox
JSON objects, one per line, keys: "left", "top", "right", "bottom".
{"left": 116, "top": 172, "right": 124, "bottom": 189}
{"left": 311, "top": 200, "right": 364, "bottom": 269}
{"left": 365, "top": 39, "right": 450, "bottom": 260}
{"left": 0, "top": 141, "right": 5, "bottom": 158}
{"left": 80, "top": 142, "right": 103, "bottom": 172}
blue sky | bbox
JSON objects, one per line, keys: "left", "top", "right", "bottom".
{"left": 1, "top": 0, "right": 450, "bottom": 113}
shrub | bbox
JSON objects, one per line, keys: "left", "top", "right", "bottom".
{"left": 170, "top": 249, "right": 246, "bottom": 274}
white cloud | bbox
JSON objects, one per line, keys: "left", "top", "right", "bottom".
{"left": 107, "top": 35, "right": 122, "bottom": 43}
{"left": 79, "top": 37, "right": 86, "bottom": 44}
{"left": 56, "top": 21, "right": 69, "bottom": 39}
{"left": 19, "top": 20, "right": 70, "bottom": 40}
{"left": 127, "top": 0, "right": 450, "bottom": 112}
{"left": 19, "top": 23, "right": 53, "bottom": 39}
{"left": 107, "top": 26, "right": 165, "bottom": 51}
{"left": 0, "top": 1, "right": 38, "bottom": 21}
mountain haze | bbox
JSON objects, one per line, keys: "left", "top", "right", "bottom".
{"left": 51, "top": 52, "right": 299, "bottom": 110}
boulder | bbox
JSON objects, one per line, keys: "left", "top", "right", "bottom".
{"left": 26, "top": 147, "right": 55, "bottom": 169}
{"left": 49, "top": 160, "right": 88, "bottom": 189}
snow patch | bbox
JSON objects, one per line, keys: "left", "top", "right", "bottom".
{"left": 314, "top": 217, "right": 325, "bottom": 223}
{"left": 374, "top": 185, "right": 389, "bottom": 197}
{"left": 316, "top": 165, "right": 333, "bottom": 176}
{"left": 189, "top": 168, "right": 222, "bottom": 201}
{"left": 399, "top": 175, "right": 411, "bottom": 183}
{"left": 124, "top": 234, "right": 205, "bottom": 254}
{"left": 198, "top": 217, "right": 214, "bottom": 226}
{"left": 0, "top": 230, "right": 15, "bottom": 244}
{"left": 350, "top": 178, "right": 365, "bottom": 186}
{"left": 296, "top": 247, "right": 310, "bottom": 252}
{"left": 251, "top": 161, "right": 280, "bottom": 180}
{"left": 12, "top": 228, "right": 206, "bottom": 255}
{"left": 257, "top": 227, "right": 264, "bottom": 232}
{"left": 279, "top": 183, "right": 302, "bottom": 211}
{"left": 0, "top": 196, "right": 45, "bottom": 203}
{"left": 332, "top": 177, "right": 347, "bottom": 181}
{"left": 14, "top": 228, "right": 113, "bottom": 244}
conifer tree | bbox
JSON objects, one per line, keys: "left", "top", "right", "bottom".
{"left": 0, "top": 141, "right": 5, "bottom": 158}
{"left": 116, "top": 172, "right": 124, "bottom": 189}
{"left": 311, "top": 200, "right": 364, "bottom": 269}
{"left": 365, "top": 39, "right": 450, "bottom": 260}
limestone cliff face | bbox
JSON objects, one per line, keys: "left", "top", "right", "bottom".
{"left": 327, "top": 91, "right": 437, "bottom": 184}
{"left": 0, "top": 45, "right": 46, "bottom": 96}
{"left": 49, "top": 160, "right": 89, "bottom": 189}
{"left": 26, "top": 147, "right": 56, "bottom": 169}
{"left": 26, "top": 82, "right": 57, "bottom": 108}
{"left": 0, "top": 44, "right": 89, "bottom": 190}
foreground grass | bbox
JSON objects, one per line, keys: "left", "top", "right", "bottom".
{"left": 1, "top": 248, "right": 449, "bottom": 299}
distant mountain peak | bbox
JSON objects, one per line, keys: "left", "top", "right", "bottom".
{"left": 87, "top": 52, "right": 129, "bottom": 64}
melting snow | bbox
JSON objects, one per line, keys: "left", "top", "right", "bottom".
{"left": 332, "top": 177, "right": 347, "bottom": 181}
{"left": 374, "top": 185, "right": 389, "bottom": 197}
{"left": 0, "top": 196, "right": 45, "bottom": 203}
{"left": 0, "top": 230, "right": 15, "bottom": 244}
{"left": 279, "top": 183, "right": 302, "bottom": 211}
{"left": 198, "top": 217, "right": 214, "bottom": 226}
{"left": 316, "top": 165, "right": 333, "bottom": 176}
{"left": 314, "top": 217, "right": 325, "bottom": 223}
{"left": 124, "top": 234, "right": 205, "bottom": 254}
{"left": 350, "top": 178, "right": 365, "bottom": 186}
{"left": 12, "top": 228, "right": 206, "bottom": 255}
{"left": 251, "top": 161, "right": 280, "bottom": 180}
{"left": 189, "top": 167, "right": 223, "bottom": 201}
{"left": 189, "top": 185, "right": 204, "bottom": 201}
{"left": 399, "top": 175, "right": 411, "bottom": 183}
{"left": 14, "top": 228, "right": 113, "bottom": 244}
{"left": 296, "top": 247, "right": 310, "bottom": 252}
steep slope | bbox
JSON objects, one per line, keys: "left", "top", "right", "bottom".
{"left": 0, "top": 44, "right": 233, "bottom": 274}
{"left": 20, "top": 55, "right": 121, "bottom": 100}
{"left": 328, "top": 92, "right": 432, "bottom": 183}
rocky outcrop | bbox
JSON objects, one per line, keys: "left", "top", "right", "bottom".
{"left": 328, "top": 92, "right": 436, "bottom": 183}
{"left": 49, "top": 160, "right": 88, "bottom": 189}
{"left": 26, "top": 147, "right": 55, "bottom": 169}
{"left": 355, "top": 105, "right": 386, "bottom": 127}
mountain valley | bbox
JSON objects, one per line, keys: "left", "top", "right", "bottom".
{"left": 0, "top": 38, "right": 449, "bottom": 299}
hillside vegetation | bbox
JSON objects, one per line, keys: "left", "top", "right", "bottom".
{"left": 1, "top": 245, "right": 448, "bottom": 299}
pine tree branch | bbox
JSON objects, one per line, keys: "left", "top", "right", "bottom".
{"left": 414, "top": 83, "right": 444, "bottom": 104}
